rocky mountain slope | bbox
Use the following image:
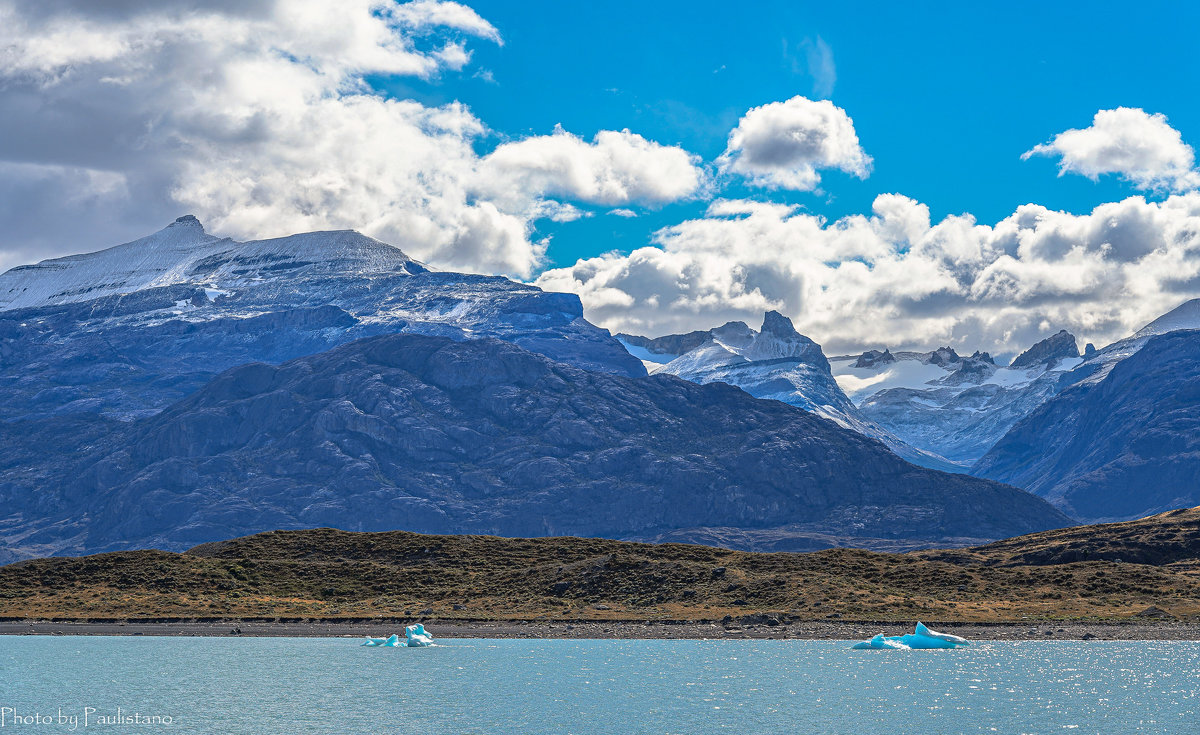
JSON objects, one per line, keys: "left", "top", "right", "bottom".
{"left": 973, "top": 329, "right": 1200, "bottom": 523}
{"left": 0, "top": 216, "right": 643, "bottom": 423}
{"left": 618, "top": 313, "right": 956, "bottom": 471}
{"left": 0, "top": 333, "right": 1070, "bottom": 562}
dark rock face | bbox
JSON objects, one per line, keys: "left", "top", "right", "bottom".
{"left": 1010, "top": 330, "right": 1079, "bottom": 369}
{"left": 854, "top": 349, "right": 896, "bottom": 369}
{"left": 927, "top": 347, "right": 961, "bottom": 367}
{"left": 974, "top": 330, "right": 1200, "bottom": 522}
{"left": 935, "top": 353, "right": 998, "bottom": 386}
{"left": 0, "top": 334, "right": 1070, "bottom": 560}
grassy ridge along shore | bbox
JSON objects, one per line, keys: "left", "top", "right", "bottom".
{"left": 2, "top": 508, "right": 1199, "bottom": 626}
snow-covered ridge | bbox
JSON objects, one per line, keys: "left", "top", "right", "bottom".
{"left": 0, "top": 215, "right": 420, "bottom": 312}
{"left": 830, "top": 351, "right": 1082, "bottom": 404}
{"left": 1135, "top": 298, "right": 1200, "bottom": 338}
{"left": 1061, "top": 297, "right": 1200, "bottom": 390}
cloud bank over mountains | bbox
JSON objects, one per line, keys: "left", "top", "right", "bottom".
{"left": 537, "top": 191, "right": 1200, "bottom": 356}
{"left": 2, "top": 0, "right": 1200, "bottom": 356}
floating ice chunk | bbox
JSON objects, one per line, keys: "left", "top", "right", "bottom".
{"left": 851, "top": 634, "right": 910, "bottom": 650}
{"left": 851, "top": 622, "right": 969, "bottom": 650}
{"left": 360, "top": 626, "right": 434, "bottom": 647}
{"left": 914, "top": 622, "right": 969, "bottom": 645}
{"left": 405, "top": 624, "right": 434, "bottom": 647}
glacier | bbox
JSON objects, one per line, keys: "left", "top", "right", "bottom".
{"left": 830, "top": 334, "right": 1085, "bottom": 467}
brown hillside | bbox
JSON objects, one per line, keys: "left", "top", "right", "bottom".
{"left": 2, "top": 508, "right": 1199, "bottom": 623}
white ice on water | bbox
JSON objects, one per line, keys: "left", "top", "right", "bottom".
{"left": 360, "top": 624, "right": 434, "bottom": 648}
{"left": 851, "top": 622, "right": 970, "bottom": 650}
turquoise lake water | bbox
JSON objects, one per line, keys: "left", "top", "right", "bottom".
{"left": 1, "top": 637, "right": 1197, "bottom": 734}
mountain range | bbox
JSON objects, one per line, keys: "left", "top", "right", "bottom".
{"left": 0, "top": 332, "right": 1068, "bottom": 561}
{"left": 623, "top": 301, "right": 1200, "bottom": 526}
{"left": 617, "top": 313, "right": 956, "bottom": 470}
{"left": 624, "top": 318, "right": 1089, "bottom": 469}
{"left": 3, "top": 216, "right": 1199, "bottom": 563}
{"left": 975, "top": 325, "right": 1200, "bottom": 523}
{"left": 0, "top": 218, "right": 1073, "bottom": 562}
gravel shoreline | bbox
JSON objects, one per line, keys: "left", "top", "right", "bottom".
{"left": 3, "top": 619, "right": 1198, "bottom": 640}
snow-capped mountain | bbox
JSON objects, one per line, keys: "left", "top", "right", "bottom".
{"left": 0, "top": 216, "right": 643, "bottom": 421}
{"left": 618, "top": 312, "right": 957, "bottom": 471}
{"left": 1057, "top": 297, "right": 1200, "bottom": 391}
{"left": 829, "top": 332, "right": 1084, "bottom": 466}
{"left": 0, "top": 219, "right": 1076, "bottom": 561}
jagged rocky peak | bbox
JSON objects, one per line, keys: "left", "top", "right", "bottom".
{"left": 1084, "top": 343, "right": 1097, "bottom": 357}
{"left": 760, "top": 309, "right": 801, "bottom": 338}
{"left": 1010, "top": 329, "right": 1079, "bottom": 369}
{"left": 854, "top": 348, "right": 896, "bottom": 369}
{"left": 618, "top": 311, "right": 822, "bottom": 364}
{"left": 171, "top": 214, "right": 204, "bottom": 229}
{"left": 926, "top": 346, "right": 961, "bottom": 367}
{"left": 732, "top": 310, "right": 826, "bottom": 365}
{"left": 969, "top": 350, "right": 995, "bottom": 365}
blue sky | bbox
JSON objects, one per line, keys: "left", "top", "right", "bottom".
{"left": 387, "top": 0, "right": 1200, "bottom": 266}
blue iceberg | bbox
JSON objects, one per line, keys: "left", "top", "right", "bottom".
{"left": 360, "top": 625, "right": 435, "bottom": 647}
{"left": 851, "top": 622, "right": 970, "bottom": 650}
{"left": 405, "top": 624, "right": 434, "bottom": 647}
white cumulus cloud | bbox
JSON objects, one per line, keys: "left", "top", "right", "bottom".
{"left": 536, "top": 192, "right": 1200, "bottom": 357}
{"left": 477, "top": 126, "right": 706, "bottom": 210}
{"left": 719, "top": 96, "right": 871, "bottom": 191}
{"left": 1023, "top": 107, "right": 1200, "bottom": 192}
